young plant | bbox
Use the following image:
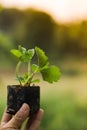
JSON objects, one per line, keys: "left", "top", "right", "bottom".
{"left": 11, "top": 45, "right": 61, "bottom": 86}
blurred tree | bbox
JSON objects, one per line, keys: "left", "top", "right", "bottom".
{"left": 23, "top": 8, "right": 55, "bottom": 51}
{"left": 78, "top": 21, "right": 87, "bottom": 56}
{"left": 0, "top": 8, "right": 24, "bottom": 32}
{"left": 0, "top": 4, "right": 3, "bottom": 12}
{"left": 0, "top": 6, "right": 87, "bottom": 59}
{"left": 53, "top": 21, "right": 87, "bottom": 57}
{"left": 0, "top": 8, "right": 55, "bottom": 53}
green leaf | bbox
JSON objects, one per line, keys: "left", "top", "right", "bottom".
{"left": 35, "top": 46, "right": 49, "bottom": 68}
{"left": 27, "top": 49, "right": 35, "bottom": 59}
{"left": 16, "top": 76, "right": 25, "bottom": 84}
{"left": 41, "top": 65, "right": 61, "bottom": 83}
{"left": 23, "top": 73, "right": 28, "bottom": 80}
{"left": 31, "top": 79, "right": 40, "bottom": 83}
{"left": 18, "top": 45, "right": 26, "bottom": 54}
{"left": 40, "top": 62, "right": 49, "bottom": 71}
{"left": 32, "top": 64, "right": 39, "bottom": 72}
{"left": 10, "top": 49, "right": 22, "bottom": 58}
{"left": 20, "top": 49, "right": 35, "bottom": 62}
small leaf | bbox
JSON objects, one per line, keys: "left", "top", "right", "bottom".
{"left": 35, "top": 47, "right": 49, "bottom": 68}
{"left": 18, "top": 45, "right": 26, "bottom": 54}
{"left": 32, "top": 64, "right": 39, "bottom": 72}
{"left": 41, "top": 65, "right": 61, "bottom": 83}
{"left": 10, "top": 49, "right": 22, "bottom": 58}
{"left": 40, "top": 62, "right": 49, "bottom": 71}
{"left": 17, "top": 76, "right": 25, "bottom": 84}
{"left": 27, "top": 49, "right": 35, "bottom": 60}
{"left": 23, "top": 73, "right": 28, "bottom": 80}
{"left": 20, "top": 49, "right": 35, "bottom": 62}
{"left": 31, "top": 79, "right": 40, "bottom": 83}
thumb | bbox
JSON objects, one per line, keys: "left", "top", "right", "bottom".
{"left": 8, "top": 103, "right": 30, "bottom": 129}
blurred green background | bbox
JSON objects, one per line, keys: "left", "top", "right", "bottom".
{"left": 0, "top": 5, "right": 87, "bottom": 130}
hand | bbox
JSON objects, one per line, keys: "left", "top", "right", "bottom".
{"left": 0, "top": 103, "right": 44, "bottom": 130}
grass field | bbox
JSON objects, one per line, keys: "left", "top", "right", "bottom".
{"left": 1, "top": 62, "right": 87, "bottom": 129}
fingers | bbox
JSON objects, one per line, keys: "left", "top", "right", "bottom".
{"left": 1, "top": 109, "right": 12, "bottom": 125}
{"left": 8, "top": 103, "right": 30, "bottom": 129}
{"left": 36, "top": 109, "right": 44, "bottom": 121}
{"left": 1, "top": 105, "right": 44, "bottom": 130}
{"left": 26, "top": 109, "right": 44, "bottom": 130}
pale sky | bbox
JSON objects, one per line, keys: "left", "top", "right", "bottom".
{"left": 0, "top": 0, "right": 87, "bottom": 23}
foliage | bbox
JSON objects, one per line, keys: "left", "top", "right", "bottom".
{"left": 0, "top": 7, "right": 87, "bottom": 61}
{"left": 11, "top": 45, "right": 60, "bottom": 86}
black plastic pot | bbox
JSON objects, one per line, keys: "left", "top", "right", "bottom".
{"left": 7, "top": 85, "right": 40, "bottom": 116}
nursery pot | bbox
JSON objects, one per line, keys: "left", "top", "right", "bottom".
{"left": 7, "top": 85, "right": 40, "bottom": 116}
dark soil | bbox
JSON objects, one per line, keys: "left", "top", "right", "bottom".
{"left": 7, "top": 85, "right": 40, "bottom": 116}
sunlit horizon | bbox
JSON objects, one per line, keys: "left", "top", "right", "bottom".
{"left": 0, "top": 0, "right": 87, "bottom": 23}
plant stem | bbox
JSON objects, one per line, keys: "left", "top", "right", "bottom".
{"left": 25, "top": 68, "right": 39, "bottom": 86}
{"left": 28, "top": 61, "right": 30, "bottom": 76}
{"left": 16, "top": 61, "right": 22, "bottom": 85}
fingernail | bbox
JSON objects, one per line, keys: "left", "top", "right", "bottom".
{"left": 20, "top": 103, "right": 30, "bottom": 112}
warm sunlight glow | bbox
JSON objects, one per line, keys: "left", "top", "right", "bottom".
{"left": 0, "top": 0, "right": 87, "bottom": 23}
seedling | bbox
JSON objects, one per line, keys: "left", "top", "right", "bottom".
{"left": 7, "top": 45, "right": 61, "bottom": 116}
{"left": 10, "top": 45, "right": 61, "bottom": 86}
